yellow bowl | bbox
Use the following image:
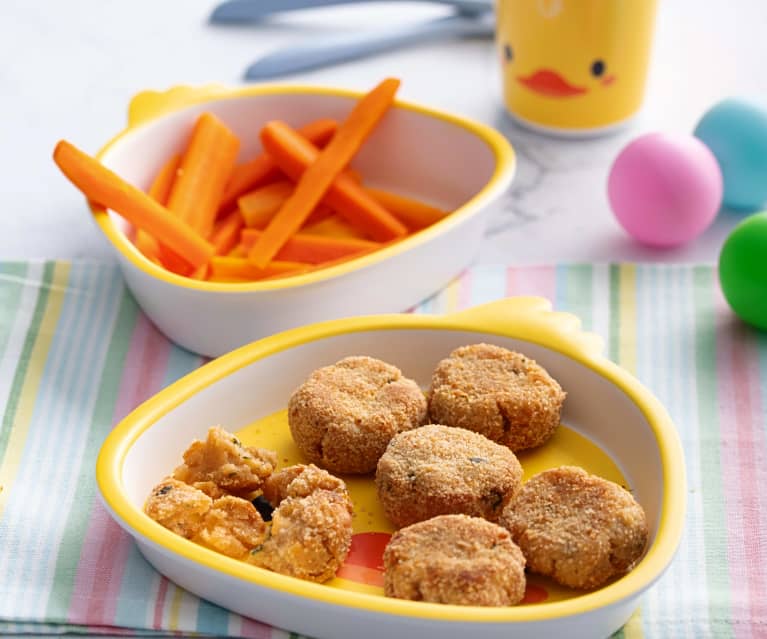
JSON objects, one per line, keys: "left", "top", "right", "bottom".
{"left": 97, "top": 297, "right": 686, "bottom": 639}
{"left": 91, "top": 84, "right": 515, "bottom": 357}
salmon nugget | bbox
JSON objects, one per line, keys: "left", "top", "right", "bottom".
{"left": 195, "top": 496, "right": 268, "bottom": 560}
{"left": 247, "top": 490, "right": 353, "bottom": 582}
{"left": 376, "top": 424, "right": 523, "bottom": 528}
{"left": 428, "top": 343, "right": 566, "bottom": 452}
{"left": 144, "top": 478, "right": 212, "bottom": 539}
{"left": 288, "top": 356, "right": 427, "bottom": 474}
{"left": 262, "top": 463, "right": 350, "bottom": 507}
{"left": 501, "top": 466, "right": 649, "bottom": 589}
{"left": 383, "top": 515, "right": 526, "bottom": 606}
{"left": 173, "top": 426, "right": 278, "bottom": 497}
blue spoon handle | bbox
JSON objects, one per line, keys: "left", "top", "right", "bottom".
{"left": 244, "top": 14, "right": 493, "bottom": 80}
{"left": 211, "top": 0, "right": 492, "bottom": 23}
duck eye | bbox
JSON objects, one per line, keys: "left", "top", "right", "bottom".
{"left": 591, "top": 59, "right": 606, "bottom": 77}
{"left": 504, "top": 44, "right": 513, "bottom": 62}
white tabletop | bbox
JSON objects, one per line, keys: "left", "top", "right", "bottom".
{"left": 2, "top": 0, "right": 765, "bottom": 265}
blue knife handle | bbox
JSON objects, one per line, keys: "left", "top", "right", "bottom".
{"left": 211, "top": 0, "right": 492, "bottom": 23}
{"left": 244, "top": 14, "right": 493, "bottom": 80}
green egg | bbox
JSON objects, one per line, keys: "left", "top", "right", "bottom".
{"left": 719, "top": 212, "right": 767, "bottom": 330}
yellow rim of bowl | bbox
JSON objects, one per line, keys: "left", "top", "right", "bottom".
{"left": 96, "top": 298, "right": 686, "bottom": 624}
{"left": 91, "top": 84, "right": 516, "bottom": 292}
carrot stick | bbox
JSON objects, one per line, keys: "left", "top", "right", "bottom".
{"left": 249, "top": 78, "right": 402, "bottom": 267}
{"left": 364, "top": 188, "right": 448, "bottom": 230}
{"left": 188, "top": 209, "right": 245, "bottom": 279}
{"left": 227, "top": 244, "right": 246, "bottom": 258}
{"left": 258, "top": 121, "right": 407, "bottom": 244}
{"left": 209, "top": 256, "right": 310, "bottom": 280}
{"left": 239, "top": 182, "right": 346, "bottom": 230}
{"left": 210, "top": 210, "right": 244, "bottom": 256}
{"left": 53, "top": 141, "right": 214, "bottom": 268}
{"left": 166, "top": 112, "right": 239, "bottom": 237}
{"left": 238, "top": 181, "right": 294, "bottom": 227}
{"left": 135, "top": 153, "right": 182, "bottom": 263}
{"left": 148, "top": 154, "right": 182, "bottom": 204}
{"left": 304, "top": 204, "right": 335, "bottom": 227}
{"left": 219, "top": 118, "right": 338, "bottom": 214}
{"left": 241, "top": 229, "right": 380, "bottom": 264}
{"left": 301, "top": 214, "right": 368, "bottom": 239}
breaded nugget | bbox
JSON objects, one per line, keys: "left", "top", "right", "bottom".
{"left": 173, "top": 426, "right": 278, "bottom": 497}
{"left": 383, "top": 514, "right": 526, "bottom": 606}
{"left": 195, "top": 496, "right": 268, "bottom": 560}
{"left": 501, "top": 466, "right": 648, "bottom": 589}
{"left": 262, "top": 463, "right": 350, "bottom": 507}
{"left": 144, "top": 478, "right": 212, "bottom": 539}
{"left": 376, "top": 424, "right": 523, "bottom": 528}
{"left": 247, "top": 490, "right": 353, "bottom": 582}
{"left": 288, "top": 356, "right": 427, "bottom": 474}
{"left": 428, "top": 343, "right": 566, "bottom": 452}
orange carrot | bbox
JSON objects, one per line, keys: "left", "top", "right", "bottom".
{"left": 241, "top": 228, "right": 380, "bottom": 264}
{"left": 227, "top": 244, "right": 246, "bottom": 258}
{"left": 219, "top": 118, "right": 338, "bottom": 214}
{"left": 148, "top": 153, "right": 182, "bottom": 203}
{"left": 238, "top": 181, "right": 294, "bottom": 228}
{"left": 188, "top": 209, "right": 245, "bottom": 279}
{"left": 210, "top": 210, "right": 244, "bottom": 256}
{"left": 239, "top": 181, "right": 345, "bottom": 230}
{"left": 209, "top": 256, "right": 309, "bottom": 280}
{"left": 249, "top": 78, "right": 402, "bottom": 267}
{"left": 301, "top": 214, "right": 368, "bottom": 239}
{"left": 53, "top": 141, "right": 214, "bottom": 268}
{"left": 364, "top": 188, "right": 448, "bottom": 230}
{"left": 166, "top": 113, "right": 239, "bottom": 237}
{"left": 135, "top": 153, "right": 182, "bottom": 263}
{"left": 259, "top": 121, "right": 407, "bottom": 244}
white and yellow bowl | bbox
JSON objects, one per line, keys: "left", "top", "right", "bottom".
{"left": 97, "top": 297, "right": 686, "bottom": 639}
{"left": 91, "top": 84, "right": 515, "bottom": 357}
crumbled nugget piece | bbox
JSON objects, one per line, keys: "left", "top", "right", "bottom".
{"left": 195, "top": 496, "right": 268, "bottom": 560}
{"left": 288, "top": 356, "right": 427, "bottom": 474}
{"left": 173, "top": 426, "right": 278, "bottom": 496}
{"left": 144, "top": 478, "right": 212, "bottom": 539}
{"left": 247, "top": 490, "right": 353, "bottom": 582}
{"left": 501, "top": 466, "right": 649, "bottom": 589}
{"left": 262, "top": 464, "right": 350, "bottom": 508}
{"left": 383, "top": 514, "right": 526, "bottom": 606}
{"left": 191, "top": 481, "right": 228, "bottom": 500}
{"left": 376, "top": 424, "right": 523, "bottom": 528}
{"left": 428, "top": 343, "right": 566, "bottom": 452}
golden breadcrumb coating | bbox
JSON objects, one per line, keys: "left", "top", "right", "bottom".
{"left": 376, "top": 424, "right": 523, "bottom": 528}
{"left": 195, "top": 496, "right": 268, "bottom": 560}
{"left": 247, "top": 490, "right": 353, "bottom": 582}
{"left": 501, "top": 466, "right": 649, "bottom": 589}
{"left": 383, "top": 514, "right": 526, "bottom": 606}
{"left": 262, "top": 463, "right": 350, "bottom": 507}
{"left": 144, "top": 478, "right": 212, "bottom": 539}
{"left": 288, "top": 356, "right": 427, "bottom": 474}
{"left": 428, "top": 343, "right": 566, "bottom": 452}
{"left": 173, "top": 426, "right": 278, "bottom": 496}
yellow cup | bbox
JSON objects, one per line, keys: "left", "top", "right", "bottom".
{"left": 496, "top": 0, "right": 658, "bottom": 135}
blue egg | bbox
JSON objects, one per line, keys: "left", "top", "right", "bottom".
{"left": 694, "top": 98, "right": 767, "bottom": 211}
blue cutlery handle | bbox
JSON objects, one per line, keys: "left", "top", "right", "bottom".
{"left": 245, "top": 15, "right": 492, "bottom": 80}
{"left": 211, "top": 0, "right": 492, "bottom": 23}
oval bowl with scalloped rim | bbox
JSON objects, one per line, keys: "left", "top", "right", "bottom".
{"left": 96, "top": 298, "right": 685, "bottom": 639}
{"left": 90, "top": 84, "right": 515, "bottom": 357}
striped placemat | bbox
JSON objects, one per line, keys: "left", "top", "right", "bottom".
{"left": 0, "top": 261, "right": 764, "bottom": 639}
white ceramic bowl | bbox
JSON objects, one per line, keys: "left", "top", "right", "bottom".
{"left": 97, "top": 298, "right": 686, "bottom": 639}
{"left": 92, "top": 84, "right": 515, "bottom": 357}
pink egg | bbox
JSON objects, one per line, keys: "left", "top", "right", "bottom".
{"left": 608, "top": 133, "right": 723, "bottom": 247}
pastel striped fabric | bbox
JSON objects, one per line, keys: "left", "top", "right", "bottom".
{"left": 0, "top": 261, "right": 765, "bottom": 639}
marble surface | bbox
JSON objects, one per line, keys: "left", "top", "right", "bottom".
{"left": 2, "top": 0, "right": 766, "bottom": 265}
